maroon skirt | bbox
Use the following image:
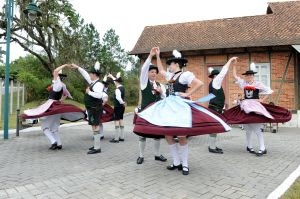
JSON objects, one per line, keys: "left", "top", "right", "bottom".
{"left": 101, "top": 104, "right": 114, "bottom": 123}
{"left": 133, "top": 105, "right": 229, "bottom": 138}
{"left": 21, "top": 101, "right": 85, "bottom": 122}
{"left": 223, "top": 103, "right": 292, "bottom": 124}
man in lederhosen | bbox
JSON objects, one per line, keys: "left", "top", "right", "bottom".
{"left": 70, "top": 62, "right": 104, "bottom": 154}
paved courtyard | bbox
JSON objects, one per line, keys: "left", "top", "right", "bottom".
{"left": 0, "top": 113, "right": 299, "bottom": 199}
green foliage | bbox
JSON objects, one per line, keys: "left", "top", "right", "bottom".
{"left": 100, "top": 29, "right": 135, "bottom": 74}
{"left": 17, "top": 70, "right": 51, "bottom": 101}
{"left": 0, "top": 1, "right": 140, "bottom": 105}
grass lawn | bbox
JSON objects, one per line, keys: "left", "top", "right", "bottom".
{"left": 280, "top": 177, "right": 300, "bottom": 199}
{"left": 0, "top": 99, "right": 136, "bottom": 130}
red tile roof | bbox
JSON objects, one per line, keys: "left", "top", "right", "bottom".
{"left": 130, "top": 1, "right": 300, "bottom": 55}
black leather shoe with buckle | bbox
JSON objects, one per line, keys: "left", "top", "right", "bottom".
{"left": 256, "top": 149, "right": 267, "bottom": 157}
{"left": 87, "top": 149, "right": 101, "bottom": 154}
{"left": 246, "top": 147, "right": 256, "bottom": 154}
{"left": 208, "top": 147, "right": 223, "bottom": 154}
{"left": 167, "top": 164, "right": 182, "bottom": 170}
{"left": 136, "top": 157, "right": 144, "bottom": 164}
{"left": 155, "top": 155, "right": 167, "bottom": 162}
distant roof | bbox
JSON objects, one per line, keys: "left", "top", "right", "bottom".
{"left": 130, "top": 1, "right": 300, "bottom": 55}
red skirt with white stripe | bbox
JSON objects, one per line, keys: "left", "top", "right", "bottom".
{"left": 223, "top": 103, "right": 292, "bottom": 124}
{"left": 100, "top": 104, "right": 114, "bottom": 123}
{"left": 133, "top": 106, "right": 228, "bottom": 138}
{"left": 21, "top": 101, "right": 85, "bottom": 122}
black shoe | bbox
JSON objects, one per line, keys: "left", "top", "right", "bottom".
{"left": 119, "top": 138, "right": 125, "bottom": 142}
{"left": 182, "top": 166, "right": 189, "bottom": 175}
{"left": 155, "top": 155, "right": 167, "bottom": 162}
{"left": 272, "top": 129, "right": 277, "bottom": 133}
{"left": 87, "top": 149, "right": 101, "bottom": 154}
{"left": 100, "top": 136, "right": 104, "bottom": 140}
{"left": 56, "top": 145, "right": 62, "bottom": 150}
{"left": 208, "top": 147, "right": 223, "bottom": 154}
{"left": 49, "top": 143, "right": 57, "bottom": 150}
{"left": 246, "top": 147, "right": 256, "bottom": 154}
{"left": 136, "top": 157, "right": 144, "bottom": 164}
{"left": 256, "top": 149, "right": 267, "bottom": 157}
{"left": 109, "top": 139, "right": 119, "bottom": 143}
{"left": 167, "top": 164, "right": 182, "bottom": 170}
{"left": 89, "top": 146, "right": 94, "bottom": 150}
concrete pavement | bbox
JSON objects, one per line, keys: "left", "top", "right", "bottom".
{"left": 0, "top": 113, "right": 299, "bottom": 199}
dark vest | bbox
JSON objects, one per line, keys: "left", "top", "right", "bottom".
{"left": 141, "top": 80, "right": 162, "bottom": 109}
{"left": 244, "top": 87, "right": 259, "bottom": 99}
{"left": 208, "top": 81, "right": 225, "bottom": 111}
{"left": 49, "top": 89, "right": 63, "bottom": 100}
{"left": 114, "top": 86, "right": 125, "bottom": 107}
{"left": 167, "top": 73, "right": 188, "bottom": 95}
{"left": 84, "top": 80, "right": 103, "bottom": 108}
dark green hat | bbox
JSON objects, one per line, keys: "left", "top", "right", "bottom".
{"left": 209, "top": 69, "right": 220, "bottom": 78}
{"left": 88, "top": 61, "right": 102, "bottom": 76}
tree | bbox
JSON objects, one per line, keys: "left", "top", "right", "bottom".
{"left": 100, "top": 29, "right": 135, "bottom": 74}
{"left": 0, "top": 0, "right": 139, "bottom": 104}
{"left": 0, "top": 0, "right": 82, "bottom": 75}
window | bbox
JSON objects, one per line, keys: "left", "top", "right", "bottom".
{"left": 254, "top": 63, "right": 271, "bottom": 87}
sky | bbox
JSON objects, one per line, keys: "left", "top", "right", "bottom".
{"left": 2, "top": 0, "right": 293, "bottom": 61}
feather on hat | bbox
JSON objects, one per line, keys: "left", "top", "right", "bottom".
{"left": 166, "top": 49, "right": 188, "bottom": 67}
{"left": 114, "top": 72, "right": 123, "bottom": 83}
{"left": 208, "top": 67, "right": 220, "bottom": 78}
{"left": 88, "top": 61, "right": 102, "bottom": 75}
{"left": 242, "top": 62, "right": 257, "bottom": 75}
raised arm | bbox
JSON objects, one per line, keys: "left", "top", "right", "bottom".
{"left": 107, "top": 74, "right": 117, "bottom": 86}
{"left": 155, "top": 47, "right": 167, "bottom": 77}
{"left": 213, "top": 57, "right": 238, "bottom": 89}
{"left": 53, "top": 64, "right": 69, "bottom": 81}
{"left": 233, "top": 64, "right": 239, "bottom": 81}
{"left": 70, "top": 63, "right": 92, "bottom": 84}
{"left": 140, "top": 47, "right": 157, "bottom": 89}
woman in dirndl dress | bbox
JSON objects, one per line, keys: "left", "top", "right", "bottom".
{"left": 22, "top": 64, "right": 85, "bottom": 150}
{"left": 134, "top": 47, "right": 231, "bottom": 175}
{"left": 223, "top": 63, "right": 291, "bottom": 156}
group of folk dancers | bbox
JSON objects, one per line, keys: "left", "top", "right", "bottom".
{"left": 22, "top": 63, "right": 126, "bottom": 154}
{"left": 22, "top": 47, "right": 291, "bottom": 175}
{"left": 133, "top": 47, "right": 291, "bottom": 175}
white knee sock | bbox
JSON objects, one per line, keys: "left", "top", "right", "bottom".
{"left": 209, "top": 134, "right": 217, "bottom": 149}
{"left": 153, "top": 139, "right": 160, "bottom": 157}
{"left": 169, "top": 143, "right": 180, "bottom": 166}
{"left": 139, "top": 140, "right": 146, "bottom": 157}
{"left": 255, "top": 129, "right": 266, "bottom": 151}
{"left": 179, "top": 144, "right": 189, "bottom": 168}
{"left": 93, "top": 133, "right": 101, "bottom": 150}
{"left": 99, "top": 124, "right": 104, "bottom": 137}
{"left": 52, "top": 131, "right": 62, "bottom": 146}
{"left": 245, "top": 131, "right": 253, "bottom": 148}
{"left": 44, "top": 128, "right": 56, "bottom": 144}
{"left": 120, "top": 126, "right": 125, "bottom": 139}
{"left": 114, "top": 126, "right": 120, "bottom": 140}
